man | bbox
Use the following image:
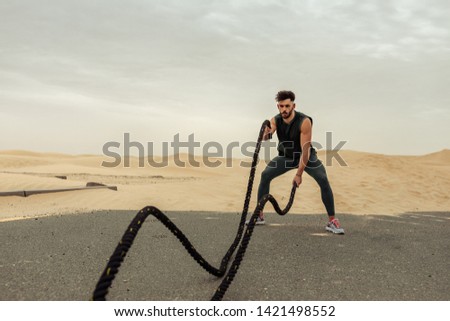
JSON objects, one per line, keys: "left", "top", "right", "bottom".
{"left": 250, "top": 90, "right": 344, "bottom": 234}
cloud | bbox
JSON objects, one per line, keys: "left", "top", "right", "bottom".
{"left": 0, "top": 0, "right": 449, "bottom": 155}
{"left": 340, "top": 1, "right": 450, "bottom": 60}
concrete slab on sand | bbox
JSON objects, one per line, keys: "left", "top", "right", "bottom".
{"left": 0, "top": 210, "right": 449, "bottom": 301}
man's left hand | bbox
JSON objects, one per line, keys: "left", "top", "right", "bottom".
{"left": 293, "top": 174, "right": 302, "bottom": 187}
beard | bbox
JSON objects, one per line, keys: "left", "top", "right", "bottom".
{"left": 281, "top": 110, "right": 292, "bottom": 119}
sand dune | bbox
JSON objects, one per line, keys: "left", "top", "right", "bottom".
{"left": 0, "top": 149, "right": 449, "bottom": 221}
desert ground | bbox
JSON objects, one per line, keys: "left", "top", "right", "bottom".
{"left": 1, "top": 149, "right": 449, "bottom": 221}
{"left": 1, "top": 149, "right": 449, "bottom": 300}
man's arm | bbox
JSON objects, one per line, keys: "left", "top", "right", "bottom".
{"left": 263, "top": 117, "right": 277, "bottom": 141}
{"left": 295, "top": 118, "right": 312, "bottom": 179}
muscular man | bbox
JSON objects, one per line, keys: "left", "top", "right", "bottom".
{"left": 250, "top": 90, "right": 344, "bottom": 234}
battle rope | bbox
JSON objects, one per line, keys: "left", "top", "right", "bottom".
{"left": 92, "top": 120, "right": 297, "bottom": 301}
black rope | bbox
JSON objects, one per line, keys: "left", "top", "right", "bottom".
{"left": 92, "top": 120, "right": 297, "bottom": 301}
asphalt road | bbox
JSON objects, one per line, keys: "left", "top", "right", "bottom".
{"left": 0, "top": 210, "right": 449, "bottom": 301}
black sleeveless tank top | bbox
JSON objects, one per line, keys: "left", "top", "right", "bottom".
{"left": 275, "top": 111, "right": 313, "bottom": 159}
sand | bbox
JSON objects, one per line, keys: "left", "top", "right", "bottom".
{"left": 0, "top": 149, "right": 449, "bottom": 221}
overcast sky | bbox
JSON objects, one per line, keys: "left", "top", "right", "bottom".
{"left": 1, "top": 0, "right": 449, "bottom": 156}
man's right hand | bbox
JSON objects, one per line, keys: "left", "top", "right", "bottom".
{"left": 263, "top": 117, "right": 276, "bottom": 141}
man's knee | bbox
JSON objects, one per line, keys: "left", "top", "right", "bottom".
{"left": 261, "top": 169, "right": 274, "bottom": 182}
{"left": 317, "top": 174, "right": 332, "bottom": 190}
{"left": 308, "top": 168, "right": 329, "bottom": 186}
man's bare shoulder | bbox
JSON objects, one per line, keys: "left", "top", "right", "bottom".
{"left": 300, "top": 117, "right": 312, "bottom": 133}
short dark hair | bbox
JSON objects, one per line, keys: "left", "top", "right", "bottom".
{"left": 275, "top": 90, "right": 295, "bottom": 102}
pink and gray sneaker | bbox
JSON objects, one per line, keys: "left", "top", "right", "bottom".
{"left": 326, "top": 218, "right": 345, "bottom": 234}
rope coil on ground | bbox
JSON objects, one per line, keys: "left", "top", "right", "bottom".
{"left": 92, "top": 120, "right": 297, "bottom": 301}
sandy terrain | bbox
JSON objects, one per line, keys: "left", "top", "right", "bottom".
{"left": 1, "top": 149, "right": 449, "bottom": 221}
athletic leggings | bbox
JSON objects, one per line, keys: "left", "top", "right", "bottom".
{"left": 257, "top": 149, "right": 335, "bottom": 216}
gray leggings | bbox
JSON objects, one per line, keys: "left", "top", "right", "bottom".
{"left": 257, "top": 150, "right": 335, "bottom": 216}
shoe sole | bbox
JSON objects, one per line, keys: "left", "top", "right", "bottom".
{"left": 325, "top": 226, "right": 345, "bottom": 234}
